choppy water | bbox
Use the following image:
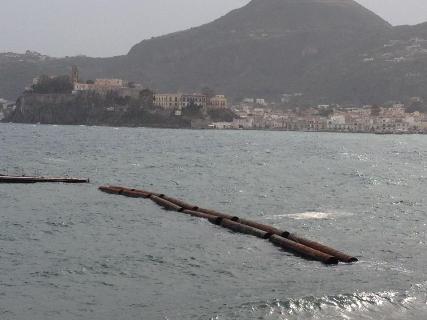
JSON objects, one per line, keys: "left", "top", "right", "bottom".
{"left": 0, "top": 123, "right": 426, "bottom": 320}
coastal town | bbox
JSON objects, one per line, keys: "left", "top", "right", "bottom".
{"left": 2, "top": 66, "right": 427, "bottom": 134}
{"left": 214, "top": 101, "right": 427, "bottom": 134}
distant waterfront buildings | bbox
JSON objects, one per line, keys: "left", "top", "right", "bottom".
{"left": 73, "top": 78, "right": 132, "bottom": 92}
{"left": 72, "top": 77, "right": 141, "bottom": 95}
{"left": 153, "top": 93, "right": 228, "bottom": 110}
{"left": 19, "top": 66, "right": 427, "bottom": 133}
{"left": 26, "top": 66, "right": 230, "bottom": 119}
{"left": 211, "top": 103, "right": 427, "bottom": 134}
{"left": 68, "top": 66, "right": 229, "bottom": 111}
{"left": 66, "top": 65, "right": 143, "bottom": 98}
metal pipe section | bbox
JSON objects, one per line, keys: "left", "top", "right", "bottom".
{"left": 218, "top": 218, "right": 271, "bottom": 239}
{"left": 99, "top": 186, "right": 123, "bottom": 194}
{"left": 149, "top": 195, "right": 183, "bottom": 211}
{"left": 99, "top": 186, "right": 148, "bottom": 198}
{"left": 107, "top": 186, "right": 152, "bottom": 198}
{"left": 287, "top": 234, "right": 358, "bottom": 263}
{"left": 158, "top": 195, "right": 200, "bottom": 211}
{"left": 269, "top": 235, "right": 339, "bottom": 265}
{"left": 181, "top": 209, "right": 219, "bottom": 220}
{"left": 107, "top": 186, "right": 235, "bottom": 219}
{"left": 237, "top": 218, "right": 289, "bottom": 238}
{"left": 195, "top": 208, "right": 237, "bottom": 220}
{"left": 105, "top": 187, "right": 206, "bottom": 213}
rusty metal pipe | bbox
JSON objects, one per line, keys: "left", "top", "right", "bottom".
{"left": 182, "top": 209, "right": 219, "bottom": 220}
{"left": 99, "top": 186, "right": 357, "bottom": 263}
{"left": 107, "top": 186, "right": 152, "bottom": 198}
{"left": 195, "top": 208, "right": 236, "bottom": 220}
{"left": 287, "top": 234, "right": 358, "bottom": 263}
{"left": 106, "top": 186, "right": 203, "bottom": 211}
{"left": 99, "top": 186, "right": 123, "bottom": 194}
{"left": 269, "top": 235, "right": 339, "bottom": 265}
{"left": 99, "top": 186, "right": 149, "bottom": 198}
{"left": 149, "top": 195, "right": 183, "bottom": 211}
{"left": 238, "top": 218, "right": 289, "bottom": 238}
{"left": 121, "top": 189, "right": 149, "bottom": 198}
{"left": 219, "top": 219, "right": 271, "bottom": 239}
{"left": 158, "top": 195, "right": 200, "bottom": 211}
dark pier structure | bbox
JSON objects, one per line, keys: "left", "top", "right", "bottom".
{"left": 0, "top": 175, "right": 89, "bottom": 184}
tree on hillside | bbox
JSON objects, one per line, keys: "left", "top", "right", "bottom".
{"left": 207, "top": 108, "right": 237, "bottom": 122}
{"left": 182, "top": 101, "right": 203, "bottom": 117}
{"left": 201, "top": 86, "right": 215, "bottom": 99}
{"left": 32, "top": 75, "right": 73, "bottom": 94}
{"left": 318, "top": 107, "right": 334, "bottom": 117}
{"left": 371, "top": 105, "right": 381, "bottom": 116}
{"left": 406, "top": 101, "right": 427, "bottom": 113}
{"left": 139, "top": 89, "right": 154, "bottom": 108}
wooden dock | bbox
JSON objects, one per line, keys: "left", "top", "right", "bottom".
{"left": 0, "top": 175, "right": 89, "bottom": 184}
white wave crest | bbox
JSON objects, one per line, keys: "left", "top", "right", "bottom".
{"left": 267, "top": 211, "right": 353, "bottom": 220}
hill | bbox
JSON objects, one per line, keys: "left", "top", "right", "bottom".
{"left": 1, "top": 0, "right": 427, "bottom": 106}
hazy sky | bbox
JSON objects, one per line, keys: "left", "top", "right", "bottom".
{"left": 1, "top": 0, "right": 427, "bottom": 58}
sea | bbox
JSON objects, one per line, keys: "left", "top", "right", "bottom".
{"left": 0, "top": 123, "right": 426, "bottom": 320}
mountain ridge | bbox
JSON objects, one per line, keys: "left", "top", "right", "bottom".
{"left": 1, "top": 0, "right": 427, "bottom": 106}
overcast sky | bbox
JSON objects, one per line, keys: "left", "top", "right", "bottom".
{"left": 1, "top": 0, "right": 427, "bottom": 58}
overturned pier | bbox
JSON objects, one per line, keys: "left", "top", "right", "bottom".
{"left": 0, "top": 175, "right": 89, "bottom": 184}
{"left": 99, "top": 185, "right": 358, "bottom": 265}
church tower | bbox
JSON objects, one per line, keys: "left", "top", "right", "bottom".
{"left": 71, "top": 65, "right": 79, "bottom": 84}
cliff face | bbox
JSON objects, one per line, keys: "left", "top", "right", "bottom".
{"left": 5, "top": 93, "right": 236, "bottom": 128}
{"left": 11, "top": 94, "right": 81, "bottom": 124}
{"left": 7, "top": 93, "right": 192, "bottom": 128}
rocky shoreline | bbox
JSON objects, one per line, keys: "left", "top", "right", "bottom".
{"left": 3, "top": 92, "right": 235, "bottom": 129}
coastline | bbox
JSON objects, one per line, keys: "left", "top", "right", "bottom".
{"left": 2, "top": 121, "right": 425, "bottom": 135}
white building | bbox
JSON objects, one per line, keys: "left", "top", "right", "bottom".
{"left": 233, "top": 116, "right": 254, "bottom": 129}
{"left": 255, "top": 98, "right": 267, "bottom": 106}
{"left": 210, "top": 122, "right": 233, "bottom": 129}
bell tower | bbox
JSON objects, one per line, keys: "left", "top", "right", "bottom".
{"left": 71, "top": 65, "right": 79, "bottom": 84}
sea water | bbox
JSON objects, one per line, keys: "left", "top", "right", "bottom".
{"left": 0, "top": 123, "right": 426, "bottom": 319}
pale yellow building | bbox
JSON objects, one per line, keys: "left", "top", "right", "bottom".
{"left": 153, "top": 93, "right": 211, "bottom": 109}
{"left": 153, "top": 93, "right": 183, "bottom": 109}
{"left": 73, "top": 78, "right": 128, "bottom": 95}
{"left": 209, "top": 95, "right": 228, "bottom": 109}
{"left": 94, "top": 79, "right": 126, "bottom": 88}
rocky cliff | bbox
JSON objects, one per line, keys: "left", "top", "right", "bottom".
{"left": 6, "top": 93, "right": 191, "bottom": 128}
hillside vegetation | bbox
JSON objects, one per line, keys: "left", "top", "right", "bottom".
{"left": 1, "top": 0, "right": 427, "bottom": 105}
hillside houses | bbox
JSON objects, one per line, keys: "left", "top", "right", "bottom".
{"left": 211, "top": 104, "right": 427, "bottom": 134}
